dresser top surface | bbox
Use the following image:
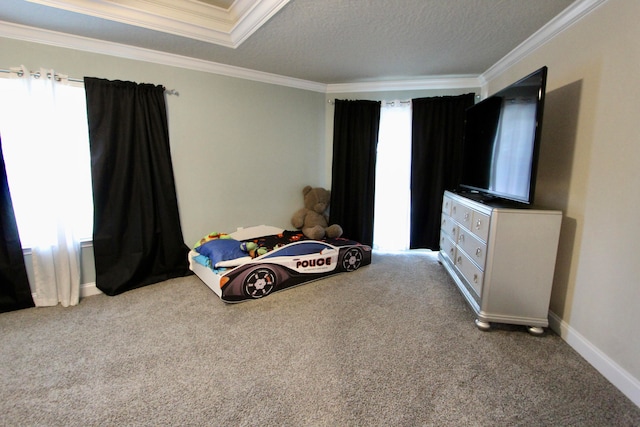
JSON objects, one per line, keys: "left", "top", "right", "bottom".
{"left": 444, "top": 190, "right": 562, "bottom": 215}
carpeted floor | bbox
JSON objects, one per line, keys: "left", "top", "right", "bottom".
{"left": 1, "top": 250, "right": 639, "bottom": 426}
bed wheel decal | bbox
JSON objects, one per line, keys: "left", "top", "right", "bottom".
{"left": 244, "top": 267, "right": 277, "bottom": 298}
{"left": 342, "top": 248, "right": 363, "bottom": 272}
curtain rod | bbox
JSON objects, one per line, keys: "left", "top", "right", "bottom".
{"left": 0, "top": 68, "right": 179, "bottom": 95}
{"left": 328, "top": 99, "right": 411, "bottom": 105}
{"left": 0, "top": 67, "right": 83, "bottom": 83}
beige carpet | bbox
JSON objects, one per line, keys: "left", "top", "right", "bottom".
{"left": 1, "top": 250, "right": 638, "bottom": 426}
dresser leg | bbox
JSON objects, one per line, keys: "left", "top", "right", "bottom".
{"left": 475, "top": 318, "right": 491, "bottom": 331}
{"left": 527, "top": 326, "right": 544, "bottom": 336}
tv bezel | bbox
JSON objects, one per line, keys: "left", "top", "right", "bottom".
{"left": 458, "top": 66, "right": 548, "bottom": 205}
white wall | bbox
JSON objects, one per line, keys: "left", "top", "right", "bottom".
{"left": 485, "top": 0, "right": 640, "bottom": 403}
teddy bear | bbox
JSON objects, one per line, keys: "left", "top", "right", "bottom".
{"left": 291, "top": 185, "right": 343, "bottom": 240}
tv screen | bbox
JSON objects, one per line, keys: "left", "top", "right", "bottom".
{"left": 459, "top": 66, "right": 547, "bottom": 204}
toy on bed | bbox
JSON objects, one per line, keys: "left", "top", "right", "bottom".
{"left": 188, "top": 225, "right": 371, "bottom": 303}
{"left": 291, "top": 186, "right": 343, "bottom": 240}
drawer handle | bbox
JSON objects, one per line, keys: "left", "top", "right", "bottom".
{"left": 473, "top": 274, "right": 478, "bottom": 283}
{"left": 452, "top": 227, "right": 456, "bottom": 235}
{"left": 475, "top": 247, "right": 482, "bottom": 256}
{"left": 458, "top": 234, "right": 464, "bottom": 243}
{"left": 450, "top": 248, "right": 454, "bottom": 256}
{"left": 475, "top": 219, "right": 482, "bottom": 229}
{"left": 452, "top": 206, "right": 456, "bottom": 214}
{"left": 464, "top": 212, "right": 470, "bottom": 221}
{"left": 457, "top": 256, "right": 462, "bottom": 264}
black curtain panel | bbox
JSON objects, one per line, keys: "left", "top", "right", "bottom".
{"left": 410, "top": 93, "right": 475, "bottom": 249}
{"left": 0, "top": 135, "right": 34, "bottom": 312}
{"left": 329, "top": 99, "right": 381, "bottom": 246}
{"left": 84, "top": 78, "right": 190, "bottom": 296}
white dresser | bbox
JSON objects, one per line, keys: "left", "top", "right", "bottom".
{"left": 438, "top": 190, "right": 562, "bottom": 334}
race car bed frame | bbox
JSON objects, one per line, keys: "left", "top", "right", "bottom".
{"left": 188, "top": 225, "right": 372, "bottom": 302}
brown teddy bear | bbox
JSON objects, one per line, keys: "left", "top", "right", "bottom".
{"left": 291, "top": 186, "right": 343, "bottom": 240}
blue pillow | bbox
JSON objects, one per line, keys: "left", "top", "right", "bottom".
{"left": 196, "top": 238, "right": 246, "bottom": 266}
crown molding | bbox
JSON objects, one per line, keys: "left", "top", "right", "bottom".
{"left": 0, "top": 20, "right": 478, "bottom": 93}
{"left": 0, "top": 20, "right": 327, "bottom": 92}
{"left": 327, "top": 0, "right": 602, "bottom": 95}
{"left": 326, "top": 76, "right": 482, "bottom": 94}
{"left": 1, "top": 0, "right": 598, "bottom": 95}
{"left": 481, "top": 0, "right": 607, "bottom": 85}
{"left": 25, "top": 0, "right": 290, "bottom": 48}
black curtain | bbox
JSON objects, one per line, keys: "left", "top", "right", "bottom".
{"left": 84, "top": 78, "right": 190, "bottom": 296}
{"left": 0, "top": 135, "right": 34, "bottom": 312}
{"left": 329, "top": 100, "right": 381, "bottom": 246}
{"left": 410, "top": 93, "right": 475, "bottom": 249}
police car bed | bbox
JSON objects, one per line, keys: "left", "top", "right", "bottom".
{"left": 188, "top": 225, "right": 372, "bottom": 302}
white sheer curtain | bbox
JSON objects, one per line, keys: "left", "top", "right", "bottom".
{"left": 373, "top": 100, "right": 412, "bottom": 251}
{"left": 0, "top": 66, "right": 93, "bottom": 307}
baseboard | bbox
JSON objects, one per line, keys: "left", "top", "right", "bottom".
{"left": 80, "top": 282, "right": 102, "bottom": 298}
{"left": 548, "top": 311, "right": 640, "bottom": 408}
{"left": 30, "top": 282, "right": 102, "bottom": 305}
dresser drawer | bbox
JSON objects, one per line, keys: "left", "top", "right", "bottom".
{"left": 471, "top": 210, "right": 490, "bottom": 241}
{"left": 451, "top": 200, "right": 474, "bottom": 229}
{"left": 451, "top": 200, "right": 490, "bottom": 242}
{"left": 456, "top": 228, "right": 487, "bottom": 269}
{"left": 440, "top": 234, "right": 457, "bottom": 262}
{"left": 442, "top": 195, "right": 453, "bottom": 216}
{"left": 455, "top": 249, "right": 484, "bottom": 297}
{"left": 440, "top": 214, "right": 458, "bottom": 241}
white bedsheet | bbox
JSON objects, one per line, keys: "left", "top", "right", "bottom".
{"left": 229, "top": 225, "right": 284, "bottom": 241}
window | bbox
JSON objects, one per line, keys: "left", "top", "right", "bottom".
{"left": 373, "top": 101, "right": 412, "bottom": 251}
{"left": 0, "top": 70, "right": 93, "bottom": 249}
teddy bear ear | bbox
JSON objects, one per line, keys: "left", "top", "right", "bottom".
{"left": 303, "top": 185, "right": 313, "bottom": 196}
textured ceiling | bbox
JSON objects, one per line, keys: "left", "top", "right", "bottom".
{"left": 0, "top": 0, "right": 576, "bottom": 84}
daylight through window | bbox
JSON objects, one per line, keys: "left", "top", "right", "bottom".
{"left": 373, "top": 100, "right": 412, "bottom": 251}
{"left": 0, "top": 73, "right": 93, "bottom": 249}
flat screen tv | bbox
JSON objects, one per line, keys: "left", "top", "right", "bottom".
{"left": 459, "top": 66, "right": 547, "bottom": 205}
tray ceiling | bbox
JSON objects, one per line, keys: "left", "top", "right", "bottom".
{"left": 2, "top": 0, "right": 587, "bottom": 85}
{"left": 26, "top": 0, "right": 289, "bottom": 48}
